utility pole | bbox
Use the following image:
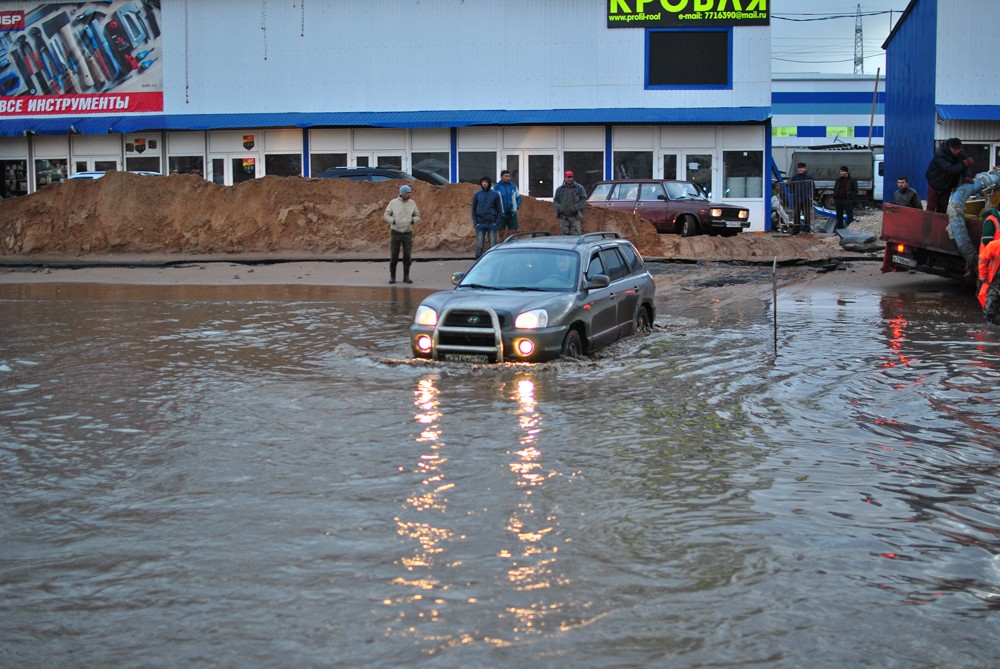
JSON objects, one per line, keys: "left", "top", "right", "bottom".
{"left": 854, "top": 4, "right": 864, "bottom": 74}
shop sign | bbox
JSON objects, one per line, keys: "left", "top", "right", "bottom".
{"left": 608, "top": 0, "right": 769, "bottom": 28}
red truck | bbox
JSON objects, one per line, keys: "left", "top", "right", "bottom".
{"left": 881, "top": 204, "right": 983, "bottom": 282}
{"left": 881, "top": 168, "right": 1000, "bottom": 283}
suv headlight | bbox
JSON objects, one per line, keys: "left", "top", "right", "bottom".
{"left": 414, "top": 305, "right": 438, "bottom": 326}
{"left": 514, "top": 309, "right": 548, "bottom": 329}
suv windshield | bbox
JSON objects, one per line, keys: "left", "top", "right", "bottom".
{"left": 665, "top": 182, "right": 708, "bottom": 201}
{"left": 460, "top": 249, "right": 580, "bottom": 291}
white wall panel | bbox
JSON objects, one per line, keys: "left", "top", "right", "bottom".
{"left": 309, "top": 130, "right": 349, "bottom": 152}
{"left": 935, "top": 2, "right": 1000, "bottom": 105}
{"left": 208, "top": 131, "right": 259, "bottom": 153}
{"left": 411, "top": 129, "right": 449, "bottom": 150}
{"left": 33, "top": 136, "right": 69, "bottom": 158}
{"left": 353, "top": 129, "right": 405, "bottom": 151}
{"left": 615, "top": 127, "right": 656, "bottom": 148}
{"left": 160, "top": 0, "right": 769, "bottom": 115}
{"left": 458, "top": 128, "right": 501, "bottom": 149}
{"left": 0, "top": 137, "right": 30, "bottom": 158}
{"left": 660, "top": 127, "right": 716, "bottom": 148}
{"left": 167, "top": 132, "right": 206, "bottom": 154}
{"left": 264, "top": 130, "right": 302, "bottom": 152}
{"left": 502, "top": 128, "right": 559, "bottom": 150}
{"left": 564, "top": 127, "right": 604, "bottom": 149}
{"left": 69, "top": 136, "right": 119, "bottom": 156}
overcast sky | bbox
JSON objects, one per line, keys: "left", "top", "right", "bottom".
{"left": 771, "top": 0, "right": 911, "bottom": 75}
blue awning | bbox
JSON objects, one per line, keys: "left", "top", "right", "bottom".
{"left": 935, "top": 105, "right": 1000, "bottom": 121}
{"left": 0, "top": 107, "right": 771, "bottom": 137}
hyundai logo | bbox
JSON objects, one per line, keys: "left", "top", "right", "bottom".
{"left": 467, "top": 314, "right": 481, "bottom": 325}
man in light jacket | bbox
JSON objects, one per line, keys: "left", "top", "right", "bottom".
{"left": 383, "top": 184, "right": 420, "bottom": 284}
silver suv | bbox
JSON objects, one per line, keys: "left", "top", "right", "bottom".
{"left": 410, "top": 232, "right": 656, "bottom": 363}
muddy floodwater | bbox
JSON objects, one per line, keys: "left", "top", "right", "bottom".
{"left": 2, "top": 272, "right": 999, "bottom": 669}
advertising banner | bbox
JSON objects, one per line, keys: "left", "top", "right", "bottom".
{"left": 0, "top": 1, "right": 163, "bottom": 117}
{"left": 608, "top": 0, "right": 769, "bottom": 28}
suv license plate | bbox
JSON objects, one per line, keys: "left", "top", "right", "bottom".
{"left": 892, "top": 254, "right": 917, "bottom": 268}
{"left": 444, "top": 353, "right": 490, "bottom": 363}
{"left": 726, "top": 221, "right": 742, "bottom": 228}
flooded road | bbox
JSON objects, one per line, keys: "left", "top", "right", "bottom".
{"left": 2, "top": 272, "right": 998, "bottom": 668}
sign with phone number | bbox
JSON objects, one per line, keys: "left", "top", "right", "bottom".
{"left": 607, "top": 0, "right": 769, "bottom": 28}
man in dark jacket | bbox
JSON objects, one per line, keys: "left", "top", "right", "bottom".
{"left": 553, "top": 171, "right": 587, "bottom": 235}
{"left": 892, "top": 176, "right": 923, "bottom": 209}
{"left": 787, "top": 162, "right": 813, "bottom": 234}
{"left": 925, "top": 137, "right": 974, "bottom": 213}
{"left": 833, "top": 165, "right": 859, "bottom": 231}
{"left": 472, "top": 176, "right": 501, "bottom": 258}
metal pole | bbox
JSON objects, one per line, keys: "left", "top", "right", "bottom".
{"left": 772, "top": 256, "right": 778, "bottom": 356}
{"left": 868, "top": 67, "right": 880, "bottom": 149}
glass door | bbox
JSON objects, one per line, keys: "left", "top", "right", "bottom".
{"left": 504, "top": 152, "right": 555, "bottom": 199}
{"left": 681, "top": 152, "right": 713, "bottom": 197}
{"left": 354, "top": 154, "right": 403, "bottom": 170}
{"left": 209, "top": 154, "right": 260, "bottom": 185}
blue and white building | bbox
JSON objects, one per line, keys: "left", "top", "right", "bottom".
{"left": 0, "top": 1, "right": 773, "bottom": 229}
{"left": 882, "top": 0, "right": 1000, "bottom": 200}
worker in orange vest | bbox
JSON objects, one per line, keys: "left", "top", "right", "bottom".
{"left": 977, "top": 208, "right": 1000, "bottom": 322}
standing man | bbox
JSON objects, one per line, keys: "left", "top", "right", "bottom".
{"left": 472, "top": 175, "right": 501, "bottom": 258}
{"left": 383, "top": 184, "right": 420, "bottom": 284}
{"left": 892, "top": 176, "right": 923, "bottom": 209}
{"left": 553, "top": 170, "right": 587, "bottom": 235}
{"left": 925, "top": 137, "right": 974, "bottom": 213}
{"left": 494, "top": 169, "right": 522, "bottom": 242}
{"left": 833, "top": 165, "right": 858, "bottom": 231}
{"left": 788, "top": 162, "right": 813, "bottom": 234}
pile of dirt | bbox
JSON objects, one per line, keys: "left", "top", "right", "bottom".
{"left": 0, "top": 172, "right": 847, "bottom": 262}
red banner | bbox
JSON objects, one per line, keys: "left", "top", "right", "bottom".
{"left": 0, "top": 92, "right": 163, "bottom": 117}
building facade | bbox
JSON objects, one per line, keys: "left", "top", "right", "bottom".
{"left": 0, "top": 1, "right": 773, "bottom": 229}
{"left": 882, "top": 0, "right": 1000, "bottom": 201}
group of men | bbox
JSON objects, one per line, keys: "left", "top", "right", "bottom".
{"left": 381, "top": 170, "right": 589, "bottom": 283}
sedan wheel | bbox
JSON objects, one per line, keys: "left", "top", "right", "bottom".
{"left": 681, "top": 216, "right": 698, "bottom": 237}
{"left": 561, "top": 329, "right": 583, "bottom": 358}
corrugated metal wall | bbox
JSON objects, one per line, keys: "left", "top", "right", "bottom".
{"left": 160, "top": 0, "right": 770, "bottom": 116}
{"left": 883, "top": 0, "right": 938, "bottom": 200}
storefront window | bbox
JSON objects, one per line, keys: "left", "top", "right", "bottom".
{"left": 310, "top": 153, "right": 347, "bottom": 176}
{"left": 265, "top": 153, "right": 302, "bottom": 177}
{"left": 2, "top": 160, "right": 29, "bottom": 197}
{"left": 411, "top": 151, "right": 449, "bottom": 184}
{"left": 459, "top": 151, "right": 496, "bottom": 184}
{"left": 35, "top": 159, "right": 67, "bottom": 187}
{"left": 126, "top": 157, "right": 161, "bottom": 173}
{"left": 613, "top": 151, "right": 652, "bottom": 179}
{"left": 564, "top": 151, "right": 603, "bottom": 195}
{"left": 685, "top": 153, "right": 713, "bottom": 195}
{"left": 723, "top": 150, "right": 763, "bottom": 198}
{"left": 168, "top": 156, "right": 205, "bottom": 176}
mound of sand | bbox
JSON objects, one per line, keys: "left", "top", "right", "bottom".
{"left": 0, "top": 172, "right": 847, "bottom": 262}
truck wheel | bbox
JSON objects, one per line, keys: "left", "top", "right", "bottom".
{"left": 680, "top": 216, "right": 698, "bottom": 237}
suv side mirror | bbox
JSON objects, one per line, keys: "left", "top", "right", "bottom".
{"left": 587, "top": 274, "right": 610, "bottom": 290}
{"left": 657, "top": 194, "right": 666, "bottom": 200}
{"left": 451, "top": 272, "right": 465, "bottom": 285}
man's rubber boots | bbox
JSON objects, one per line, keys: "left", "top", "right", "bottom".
{"left": 403, "top": 262, "right": 412, "bottom": 284}
{"left": 389, "top": 263, "right": 397, "bottom": 284}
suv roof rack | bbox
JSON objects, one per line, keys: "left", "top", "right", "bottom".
{"left": 577, "top": 231, "right": 621, "bottom": 242}
{"left": 501, "top": 231, "right": 553, "bottom": 244}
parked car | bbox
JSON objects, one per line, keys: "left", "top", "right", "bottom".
{"left": 315, "top": 166, "right": 448, "bottom": 185}
{"left": 67, "top": 171, "right": 162, "bottom": 179}
{"left": 587, "top": 179, "right": 750, "bottom": 237}
{"left": 410, "top": 231, "right": 655, "bottom": 363}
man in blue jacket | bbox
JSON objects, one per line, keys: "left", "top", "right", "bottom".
{"left": 472, "top": 176, "right": 501, "bottom": 258}
{"left": 494, "top": 170, "right": 522, "bottom": 242}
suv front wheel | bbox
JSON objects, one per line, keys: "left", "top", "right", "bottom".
{"left": 680, "top": 216, "right": 699, "bottom": 237}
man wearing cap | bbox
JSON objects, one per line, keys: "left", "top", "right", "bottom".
{"left": 472, "top": 175, "right": 501, "bottom": 258}
{"left": 383, "top": 183, "right": 420, "bottom": 284}
{"left": 553, "top": 170, "right": 587, "bottom": 235}
{"left": 925, "top": 137, "right": 974, "bottom": 213}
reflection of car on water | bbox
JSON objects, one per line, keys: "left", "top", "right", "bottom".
{"left": 411, "top": 231, "right": 656, "bottom": 363}
{"left": 587, "top": 179, "right": 750, "bottom": 237}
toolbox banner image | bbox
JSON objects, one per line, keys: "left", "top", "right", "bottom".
{"left": 0, "top": 0, "right": 163, "bottom": 117}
